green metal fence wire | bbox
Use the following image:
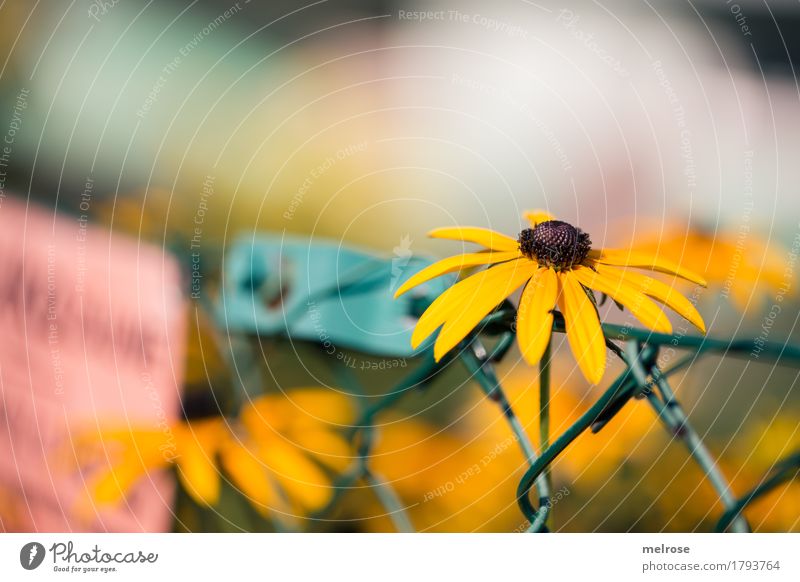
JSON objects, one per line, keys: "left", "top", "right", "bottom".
{"left": 715, "top": 452, "right": 800, "bottom": 532}
{"left": 208, "top": 243, "right": 799, "bottom": 533}
{"left": 515, "top": 310, "right": 799, "bottom": 533}
{"left": 217, "top": 299, "right": 799, "bottom": 533}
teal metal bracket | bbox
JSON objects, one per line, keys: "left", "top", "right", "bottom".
{"left": 216, "top": 234, "right": 454, "bottom": 357}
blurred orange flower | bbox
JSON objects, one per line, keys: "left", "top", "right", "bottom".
{"left": 727, "top": 415, "right": 800, "bottom": 532}
{"left": 632, "top": 222, "right": 791, "bottom": 313}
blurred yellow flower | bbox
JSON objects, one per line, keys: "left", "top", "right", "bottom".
{"left": 396, "top": 210, "right": 706, "bottom": 383}
{"left": 362, "top": 414, "right": 526, "bottom": 532}
{"left": 728, "top": 415, "right": 800, "bottom": 532}
{"left": 478, "top": 367, "right": 800, "bottom": 533}
{"left": 632, "top": 223, "right": 791, "bottom": 312}
{"left": 348, "top": 364, "right": 659, "bottom": 532}
{"left": 78, "top": 389, "right": 355, "bottom": 518}
{"left": 470, "top": 364, "right": 662, "bottom": 481}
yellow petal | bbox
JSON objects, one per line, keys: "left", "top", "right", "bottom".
{"left": 78, "top": 426, "right": 173, "bottom": 455}
{"left": 594, "top": 263, "right": 706, "bottom": 333}
{"left": 410, "top": 273, "right": 484, "bottom": 349}
{"left": 243, "top": 389, "right": 356, "bottom": 435}
{"left": 428, "top": 226, "right": 520, "bottom": 252}
{"left": 516, "top": 267, "right": 557, "bottom": 365}
{"left": 729, "top": 282, "right": 753, "bottom": 313}
{"left": 240, "top": 400, "right": 284, "bottom": 435}
{"left": 434, "top": 259, "right": 538, "bottom": 360}
{"left": 175, "top": 420, "right": 225, "bottom": 506}
{"left": 219, "top": 439, "right": 278, "bottom": 513}
{"left": 271, "top": 389, "right": 355, "bottom": 426}
{"left": 523, "top": 210, "right": 555, "bottom": 227}
{"left": 746, "top": 240, "right": 787, "bottom": 289}
{"left": 287, "top": 428, "right": 354, "bottom": 472}
{"left": 587, "top": 248, "right": 707, "bottom": 286}
{"left": 84, "top": 428, "right": 171, "bottom": 504}
{"left": 393, "top": 250, "right": 520, "bottom": 298}
{"left": 557, "top": 272, "right": 606, "bottom": 384}
{"left": 92, "top": 452, "right": 163, "bottom": 504}
{"left": 260, "top": 439, "right": 333, "bottom": 512}
{"left": 572, "top": 266, "right": 673, "bottom": 334}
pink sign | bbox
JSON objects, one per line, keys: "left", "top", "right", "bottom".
{"left": 0, "top": 195, "right": 185, "bottom": 532}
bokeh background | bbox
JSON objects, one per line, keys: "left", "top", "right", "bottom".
{"left": 0, "top": 0, "right": 798, "bottom": 532}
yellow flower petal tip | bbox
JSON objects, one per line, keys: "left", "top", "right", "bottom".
{"left": 393, "top": 251, "right": 522, "bottom": 299}
{"left": 432, "top": 342, "right": 448, "bottom": 362}
{"left": 523, "top": 210, "right": 556, "bottom": 227}
{"left": 696, "top": 318, "right": 707, "bottom": 334}
{"left": 583, "top": 364, "right": 605, "bottom": 385}
{"left": 427, "top": 226, "right": 520, "bottom": 251}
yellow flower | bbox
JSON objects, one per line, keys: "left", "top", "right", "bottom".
{"left": 395, "top": 211, "right": 707, "bottom": 383}
{"left": 79, "top": 389, "right": 355, "bottom": 518}
{"left": 361, "top": 414, "right": 526, "bottom": 532}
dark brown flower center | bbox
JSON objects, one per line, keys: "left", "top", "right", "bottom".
{"left": 518, "top": 220, "right": 592, "bottom": 270}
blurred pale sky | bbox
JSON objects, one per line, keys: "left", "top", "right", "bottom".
{"left": 1, "top": 0, "right": 798, "bottom": 253}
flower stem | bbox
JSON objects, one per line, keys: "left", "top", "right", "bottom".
{"left": 364, "top": 469, "right": 415, "bottom": 532}
{"left": 539, "top": 340, "right": 553, "bottom": 530}
{"left": 516, "top": 367, "right": 636, "bottom": 524}
{"left": 460, "top": 341, "right": 552, "bottom": 532}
